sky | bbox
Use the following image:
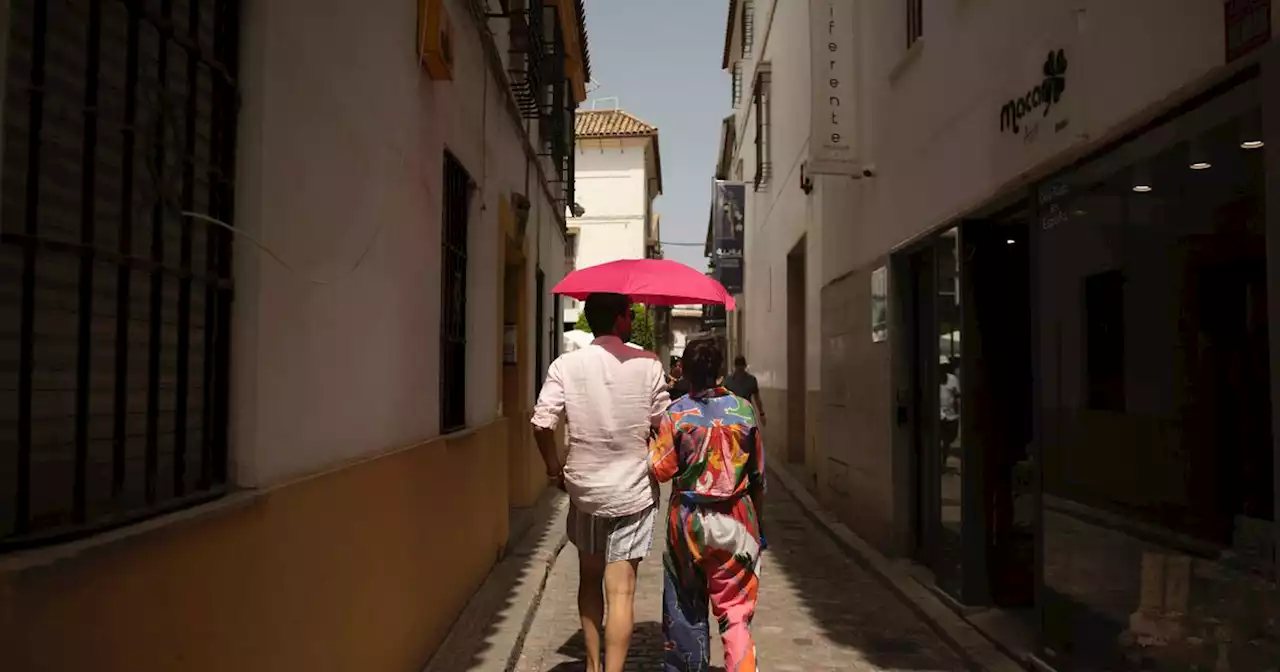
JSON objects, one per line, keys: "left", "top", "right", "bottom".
{"left": 581, "top": 0, "right": 729, "bottom": 272}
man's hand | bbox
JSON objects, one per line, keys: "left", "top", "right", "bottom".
{"left": 548, "top": 467, "right": 566, "bottom": 491}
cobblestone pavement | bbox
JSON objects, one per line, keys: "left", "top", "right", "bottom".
{"left": 514, "top": 480, "right": 967, "bottom": 671}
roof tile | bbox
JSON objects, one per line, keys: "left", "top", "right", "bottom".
{"left": 575, "top": 109, "right": 658, "bottom": 138}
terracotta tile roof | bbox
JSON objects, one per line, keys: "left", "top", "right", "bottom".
{"left": 575, "top": 109, "right": 658, "bottom": 138}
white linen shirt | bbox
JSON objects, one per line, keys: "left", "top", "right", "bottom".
{"left": 531, "top": 336, "right": 670, "bottom": 517}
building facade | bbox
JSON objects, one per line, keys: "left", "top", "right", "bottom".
{"left": 0, "top": 0, "right": 587, "bottom": 669}
{"left": 562, "top": 108, "right": 663, "bottom": 329}
{"left": 718, "top": 0, "right": 1280, "bottom": 669}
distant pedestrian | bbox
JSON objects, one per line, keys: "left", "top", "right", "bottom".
{"left": 532, "top": 292, "right": 671, "bottom": 672}
{"left": 667, "top": 357, "right": 691, "bottom": 401}
{"left": 722, "top": 354, "right": 766, "bottom": 427}
{"left": 649, "top": 337, "right": 766, "bottom": 672}
{"left": 940, "top": 357, "right": 960, "bottom": 465}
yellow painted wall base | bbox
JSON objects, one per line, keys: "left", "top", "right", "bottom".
{"left": 1, "top": 420, "right": 511, "bottom": 672}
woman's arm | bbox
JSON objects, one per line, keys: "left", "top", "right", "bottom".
{"left": 747, "top": 425, "right": 767, "bottom": 545}
{"left": 648, "top": 413, "right": 680, "bottom": 483}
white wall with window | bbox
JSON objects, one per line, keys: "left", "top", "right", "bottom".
{"left": 563, "top": 111, "right": 662, "bottom": 326}
{"left": 231, "top": 0, "right": 570, "bottom": 487}
{"left": 723, "top": 0, "right": 824, "bottom": 399}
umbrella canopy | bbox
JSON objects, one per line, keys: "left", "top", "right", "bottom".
{"left": 553, "top": 259, "right": 736, "bottom": 310}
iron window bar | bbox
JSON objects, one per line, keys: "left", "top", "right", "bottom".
{"left": 507, "top": 0, "right": 547, "bottom": 119}
{"left": 440, "top": 153, "right": 471, "bottom": 434}
{"left": 907, "top": 0, "right": 923, "bottom": 48}
{"left": 3, "top": 0, "right": 240, "bottom": 549}
{"left": 753, "top": 69, "right": 772, "bottom": 191}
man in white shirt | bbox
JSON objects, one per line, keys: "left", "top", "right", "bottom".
{"left": 531, "top": 292, "right": 670, "bottom": 672}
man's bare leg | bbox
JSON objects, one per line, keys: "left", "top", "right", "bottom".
{"left": 578, "top": 551, "right": 606, "bottom": 672}
{"left": 602, "top": 558, "right": 641, "bottom": 672}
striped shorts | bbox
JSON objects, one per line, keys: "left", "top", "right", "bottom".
{"left": 566, "top": 501, "right": 657, "bottom": 563}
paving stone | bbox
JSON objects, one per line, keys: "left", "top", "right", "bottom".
{"left": 515, "top": 482, "right": 966, "bottom": 671}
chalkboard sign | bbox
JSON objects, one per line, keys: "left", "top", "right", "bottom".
{"left": 1038, "top": 180, "right": 1071, "bottom": 232}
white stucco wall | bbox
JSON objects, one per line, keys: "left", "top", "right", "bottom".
{"left": 563, "top": 136, "right": 654, "bottom": 323}
{"left": 831, "top": 0, "right": 1268, "bottom": 278}
{"left": 732, "top": 0, "right": 1275, "bottom": 394}
{"left": 232, "top": 0, "right": 566, "bottom": 487}
{"left": 733, "top": 0, "right": 823, "bottom": 394}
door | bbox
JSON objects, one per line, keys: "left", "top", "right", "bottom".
{"left": 906, "top": 228, "right": 966, "bottom": 600}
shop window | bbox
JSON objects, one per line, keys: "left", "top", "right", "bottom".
{"left": 1084, "top": 270, "right": 1126, "bottom": 412}
{"left": 441, "top": 153, "right": 471, "bottom": 433}
{"left": 1036, "top": 79, "right": 1275, "bottom": 670}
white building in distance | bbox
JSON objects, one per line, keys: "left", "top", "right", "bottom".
{"left": 563, "top": 108, "right": 664, "bottom": 328}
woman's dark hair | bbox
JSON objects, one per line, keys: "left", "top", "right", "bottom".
{"left": 683, "top": 337, "right": 723, "bottom": 390}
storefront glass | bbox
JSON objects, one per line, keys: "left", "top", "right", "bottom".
{"left": 1034, "top": 77, "right": 1276, "bottom": 670}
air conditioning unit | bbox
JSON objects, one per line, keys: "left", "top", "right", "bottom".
{"left": 418, "top": 0, "right": 454, "bottom": 81}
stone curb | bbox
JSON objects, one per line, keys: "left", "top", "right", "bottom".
{"left": 767, "top": 465, "right": 1026, "bottom": 672}
{"left": 422, "top": 490, "right": 570, "bottom": 672}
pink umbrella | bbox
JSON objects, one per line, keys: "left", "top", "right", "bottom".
{"left": 553, "top": 259, "right": 737, "bottom": 310}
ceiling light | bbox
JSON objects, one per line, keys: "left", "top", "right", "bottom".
{"left": 1131, "top": 163, "right": 1153, "bottom": 193}
{"left": 1239, "top": 110, "right": 1263, "bottom": 149}
{"left": 1186, "top": 136, "right": 1212, "bottom": 171}
{"left": 1006, "top": 239, "right": 1015, "bottom": 245}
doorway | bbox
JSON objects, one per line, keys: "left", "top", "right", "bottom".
{"left": 902, "top": 210, "right": 1037, "bottom": 611}
{"left": 904, "top": 229, "right": 964, "bottom": 598}
{"left": 786, "top": 238, "right": 807, "bottom": 467}
{"left": 962, "top": 210, "right": 1036, "bottom": 612}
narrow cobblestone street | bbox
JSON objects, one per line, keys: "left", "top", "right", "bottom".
{"left": 514, "top": 478, "right": 967, "bottom": 671}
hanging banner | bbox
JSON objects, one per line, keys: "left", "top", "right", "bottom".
{"left": 808, "top": 0, "right": 858, "bottom": 176}
{"left": 711, "top": 180, "right": 746, "bottom": 294}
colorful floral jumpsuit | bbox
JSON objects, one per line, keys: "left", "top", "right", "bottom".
{"left": 649, "top": 387, "right": 766, "bottom": 672}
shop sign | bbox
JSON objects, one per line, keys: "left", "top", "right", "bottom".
{"left": 807, "top": 0, "right": 858, "bottom": 176}
{"left": 1225, "top": 0, "right": 1271, "bottom": 62}
{"left": 1000, "top": 49, "right": 1069, "bottom": 138}
{"left": 711, "top": 181, "right": 746, "bottom": 294}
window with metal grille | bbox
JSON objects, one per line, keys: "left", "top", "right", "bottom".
{"left": 907, "top": 0, "right": 923, "bottom": 48}
{"left": 535, "top": 268, "right": 545, "bottom": 397}
{"left": 753, "top": 68, "right": 772, "bottom": 191}
{"left": 537, "top": 8, "right": 576, "bottom": 214}
{"left": 731, "top": 61, "right": 743, "bottom": 108}
{"left": 1, "top": 0, "right": 240, "bottom": 548}
{"left": 440, "top": 153, "right": 471, "bottom": 434}
{"left": 741, "top": 0, "right": 755, "bottom": 59}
